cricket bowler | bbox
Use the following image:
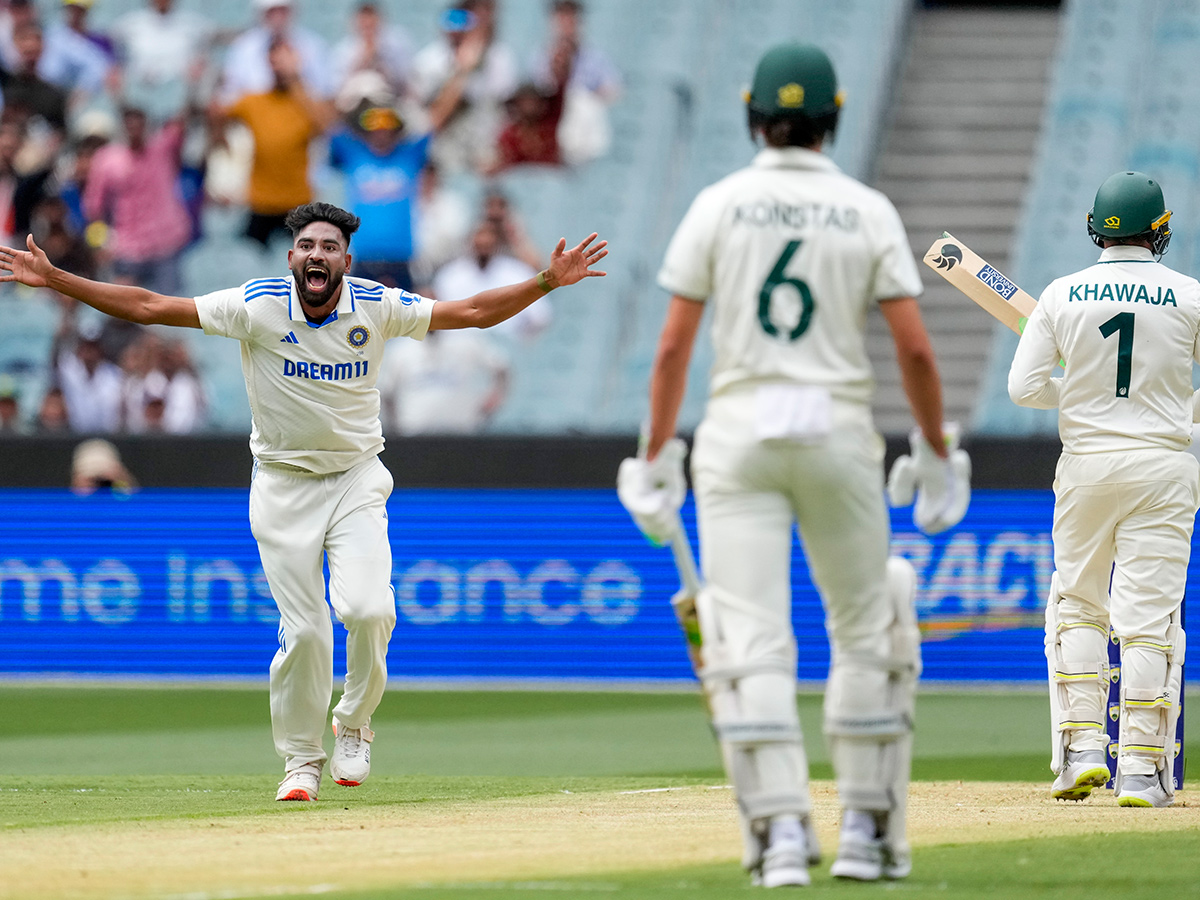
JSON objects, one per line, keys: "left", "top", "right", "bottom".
{"left": 0, "top": 202, "right": 607, "bottom": 802}
{"left": 1008, "top": 171, "right": 1195, "bottom": 808}
{"left": 617, "top": 43, "right": 969, "bottom": 886}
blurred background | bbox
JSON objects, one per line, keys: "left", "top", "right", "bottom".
{"left": 0, "top": 0, "right": 1144, "bottom": 445}
{"left": 0, "top": 0, "right": 1195, "bottom": 721}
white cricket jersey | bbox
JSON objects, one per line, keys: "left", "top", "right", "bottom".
{"left": 1008, "top": 245, "right": 1200, "bottom": 454}
{"left": 195, "top": 274, "right": 434, "bottom": 474}
{"left": 657, "top": 147, "right": 922, "bottom": 404}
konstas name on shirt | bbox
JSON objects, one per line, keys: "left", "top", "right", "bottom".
{"left": 732, "top": 201, "right": 859, "bottom": 232}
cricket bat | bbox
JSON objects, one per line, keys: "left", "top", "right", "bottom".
{"left": 668, "top": 519, "right": 704, "bottom": 677}
{"left": 923, "top": 232, "right": 1037, "bottom": 334}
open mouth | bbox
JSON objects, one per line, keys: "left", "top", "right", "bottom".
{"left": 305, "top": 265, "right": 329, "bottom": 292}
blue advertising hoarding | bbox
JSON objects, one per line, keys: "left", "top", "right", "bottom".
{"left": 0, "top": 488, "right": 1193, "bottom": 682}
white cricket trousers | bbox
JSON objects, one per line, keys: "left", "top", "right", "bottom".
{"left": 691, "top": 390, "right": 894, "bottom": 795}
{"left": 250, "top": 455, "right": 397, "bottom": 771}
{"left": 1052, "top": 448, "right": 1197, "bottom": 771}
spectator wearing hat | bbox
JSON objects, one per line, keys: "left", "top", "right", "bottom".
{"left": 83, "top": 102, "right": 192, "bottom": 296}
{"left": 411, "top": 4, "right": 518, "bottom": 174}
{"left": 70, "top": 437, "right": 136, "bottom": 494}
{"left": 212, "top": 38, "right": 336, "bottom": 248}
{"left": 220, "top": 0, "right": 333, "bottom": 104}
{"left": 110, "top": 0, "right": 216, "bottom": 121}
{"left": 329, "top": 73, "right": 464, "bottom": 291}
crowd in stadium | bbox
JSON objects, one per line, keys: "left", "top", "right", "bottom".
{"left": 0, "top": 0, "right": 619, "bottom": 435}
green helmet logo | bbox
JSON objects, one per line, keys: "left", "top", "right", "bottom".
{"left": 1087, "top": 170, "right": 1172, "bottom": 255}
{"left": 747, "top": 42, "right": 843, "bottom": 119}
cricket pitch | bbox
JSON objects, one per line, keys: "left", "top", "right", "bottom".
{"left": 1, "top": 782, "right": 1196, "bottom": 899}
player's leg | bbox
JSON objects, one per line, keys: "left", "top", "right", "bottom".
{"left": 325, "top": 456, "right": 397, "bottom": 786}
{"left": 793, "top": 426, "right": 915, "bottom": 881}
{"left": 1110, "top": 456, "right": 1198, "bottom": 807}
{"left": 692, "top": 424, "right": 815, "bottom": 888}
{"left": 250, "top": 464, "right": 336, "bottom": 799}
{"left": 1047, "top": 462, "right": 1121, "bottom": 801}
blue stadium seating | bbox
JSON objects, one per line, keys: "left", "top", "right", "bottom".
{"left": 6, "top": 0, "right": 913, "bottom": 433}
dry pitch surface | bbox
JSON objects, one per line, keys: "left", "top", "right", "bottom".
{"left": 2, "top": 782, "right": 1196, "bottom": 900}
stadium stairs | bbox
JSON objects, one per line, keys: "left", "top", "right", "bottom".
{"left": 870, "top": 3, "right": 1061, "bottom": 436}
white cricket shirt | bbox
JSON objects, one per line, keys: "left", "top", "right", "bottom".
{"left": 1008, "top": 245, "right": 1200, "bottom": 453}
{"left": 195, "top": 274, "right": 434, "bottom": 474}
{"left": 657, "top": 147, "right": 922, "bottom": 403}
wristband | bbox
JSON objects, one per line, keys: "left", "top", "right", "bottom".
{"left": 535, "top": 270, "right": 554, "bottom": 293}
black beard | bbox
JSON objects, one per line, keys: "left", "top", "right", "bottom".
{"left": 293, "top": 269, "right": 342, "bottom": 315}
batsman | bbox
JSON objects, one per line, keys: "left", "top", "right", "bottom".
{"left": 1009, "top": 171, "right": 1196, "bottom": 808}
{"left": 618, "top": 43, "right": 970, "bottom": 887}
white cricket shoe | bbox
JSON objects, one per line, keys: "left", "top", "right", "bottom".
{"left": 830, "top": 811, "right": 910, "bottom": 882}
{"left": 750, "top": 815, "right": 819, "bottom": 888}
{"left": 1116, "top": 773, "right": 1173, "bottom": 808}
{"left": 330, "top": 720, "right": 374, "bottom": 786}
{"left": 1051, "top": 750, "right": 1110, "bottom": 802}
{"left": 756, "top": 838, "right": 810, "bottom": 888}
{"left": 830, "top": 832, "right": 884, "bottom": 881}
{"left": 276, "top": 761, "right": 322, "bottom": 801}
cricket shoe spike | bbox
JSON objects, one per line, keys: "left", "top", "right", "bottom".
{"left": 331, "top": 720, "right": 373, "bottom": 786}
{"left": 276, "top": 761, "right": 322, "bottom": 801}
{"left": 1116, "top": 773, "right": 1173, "bottom": 808}
{"left": 1051, "top": 750, "right": 1109, "bottom": 802}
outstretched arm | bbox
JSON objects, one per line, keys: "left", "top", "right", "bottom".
{"left": 429, "top": 233, "right": 607, "bottom": 331}
{"left": 0, "top": 235, "right": 201, "bottom": 328}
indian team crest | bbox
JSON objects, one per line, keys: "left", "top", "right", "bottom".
{"left": 347, "top": 325, "right": 371, "bottom": 348}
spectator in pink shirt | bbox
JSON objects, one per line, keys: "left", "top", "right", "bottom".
{"left": 82, "top": 103, "right": 191, "bottom": 295}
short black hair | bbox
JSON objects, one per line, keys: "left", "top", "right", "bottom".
{"left": 284, "top": 202, "right": 361, "bottom": 246}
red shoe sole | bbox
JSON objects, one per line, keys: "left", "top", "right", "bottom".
{"left": 278, "top": 789, "right": 315, "bottom": 801}
{"left": 334, "top": 779, "right": 361, "bottom": 787}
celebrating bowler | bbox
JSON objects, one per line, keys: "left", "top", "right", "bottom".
{"left": 0, "top": 202, "right": 607, "bottom": 802}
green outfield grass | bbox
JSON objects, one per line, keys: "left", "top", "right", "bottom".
{"left": 1, "top": 687, "right": 1197, "bottom": 900}
{"left": 0, "top": 687, "right": 1085, "bottom": 780}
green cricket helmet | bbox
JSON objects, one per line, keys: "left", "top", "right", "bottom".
{"left": 1087, "top": 170, "right": 1172, "bottom": 256}
{"left": 745, "top": 42, "right": 843, "bottom": 138}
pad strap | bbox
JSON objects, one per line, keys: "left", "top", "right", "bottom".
{"left": 1053, "top": 660, "right": 1108, "bottom": 684}
{"left": 1124, "top": 734, "right": 1168, "bottom": 759}
{"left": 825, "top": 711, "right": 911, "bottom": 739}
{"left": 1123, "top": 687, "right": 1171, "bottom": 710}
{"left": 1123, "top": 638, "right": 1173, "bottom": 657}
{"left": 1057, "top": 703, "right": 1106, "bottom": 732}
{"left": 713, "top": 720, "right": 802, "bottom": 744}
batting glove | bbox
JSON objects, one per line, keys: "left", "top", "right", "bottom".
{"left": 887, "top": 423, "right": 972, "bottom": 535}
{"left": 617, "top": 437, "right": 688, "bottom": 547}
